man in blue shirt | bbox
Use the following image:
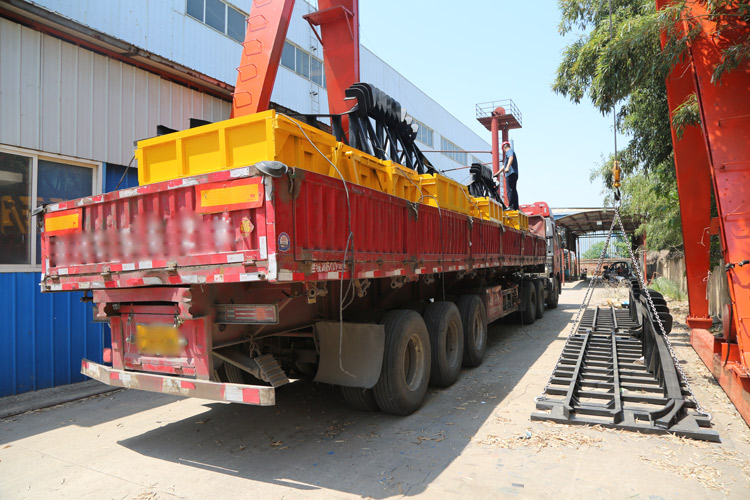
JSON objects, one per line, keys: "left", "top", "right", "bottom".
{"left": 494, "top": 141, "right": 519, "bottom": 209}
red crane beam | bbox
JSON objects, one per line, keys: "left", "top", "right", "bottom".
{"left": 657, "top": 0, "right": 750, "bottom": 424}
{"left": 232, "top": 0, "right": 296, "bottom": 118}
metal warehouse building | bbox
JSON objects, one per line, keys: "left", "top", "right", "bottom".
{"left": 0, "top": 0, "right": 491, "bottom": 397}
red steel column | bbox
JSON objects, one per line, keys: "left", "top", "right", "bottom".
{"left": 305, "top": 0, "right": 360, "bottom": 136}
{"left": 686, "top": 2, "right": 750, "bottom": 369}
{"left": 501, "top": 128, "right": 510, "bottom": 206}
{"left": 655, "top": 0, "right": 713, "bottom": 329}
{"left": 232, "top": 0, "right": 296, "bottom": 118}
{"left": 491, "top": 117, "right": 501, "bottom": 200}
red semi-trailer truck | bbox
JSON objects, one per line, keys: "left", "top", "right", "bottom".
{"left": 40, "top": 160, "right": 561, "bottom": 415}
{"left": 37, "top": 0, "right": 563, "bottom": 416}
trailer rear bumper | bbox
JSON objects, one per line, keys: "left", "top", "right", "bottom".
{"left": 81, "top": 359, "right": 276, "bottom": 406}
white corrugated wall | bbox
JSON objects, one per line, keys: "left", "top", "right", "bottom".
{"left": 360, "top": 47, "right": 492, "bottom": 182}
{"left": 0, "top": 17, "right": 231, "bottom": 166}
{"left": 26, "top": 0, "right": 251, "bottom": 86}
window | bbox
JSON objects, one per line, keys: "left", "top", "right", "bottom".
{"left": 440, "top": 137, "right": 467, "bottom": 165}
{"left": 0, "top": 152, "right": 31, "bottom": 265}
{"left": 280, "top": 41, "right": 326, "bottom": 88}
{"left": 0, "top": 147, "right": 99, "bottom": 271}
{"left": 186, "top": 0, "right": 247, "bottom": 43}
{"left": 414, "top": 119, "right": 433, "bottom": 147}
{"left": 296, "top": 47, "right": 310, "bottom": 79}
{"left": 310, "top": 57, "right": 323, "bottom": 86}
{"left": 281, "top": 41, "right": 296, "bottom": 71}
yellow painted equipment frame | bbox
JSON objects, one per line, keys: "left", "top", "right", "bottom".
{"left": 135, "top": 110, "right": 528, "bottom": 230}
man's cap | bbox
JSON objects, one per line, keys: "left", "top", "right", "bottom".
{"left": 502, "top": 141, "right": 511, "bottom": 148}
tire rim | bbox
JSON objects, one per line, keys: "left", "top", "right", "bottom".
{"left": 473, "top": 310, "right": 486, "bottom": 351}
{"left": 404, "top": 333, "right": 425, "bottom": 391}
{"left": 446, "top": 319, "right": 460, "bottom": 367}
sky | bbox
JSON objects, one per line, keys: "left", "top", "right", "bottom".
{"left": 358, "top": 0, "right": 627, "bottom": 208}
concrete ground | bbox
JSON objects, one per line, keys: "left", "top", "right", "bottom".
{"left": 1, "top": 281, "right": 749, "bottom": 499}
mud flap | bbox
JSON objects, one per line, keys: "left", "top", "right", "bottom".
{"left": 313, "top": 322, "right": 385, "bottom": 389}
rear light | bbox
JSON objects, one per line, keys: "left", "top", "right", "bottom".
{"left": 103, "top": 348, "right": 112, "bottom": 363}
{"left": 216, "top": 304, "right": 279, "bottom": 324}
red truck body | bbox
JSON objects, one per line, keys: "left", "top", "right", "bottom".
{"left": 42, "top": 167, "right": 545, "bottom": 292}
{"left": 43, "top": 165, "right": 552, "bottom": 409}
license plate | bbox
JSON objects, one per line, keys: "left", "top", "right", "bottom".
{"left": 135, "top": 324, "right": 183, "bottom": 356}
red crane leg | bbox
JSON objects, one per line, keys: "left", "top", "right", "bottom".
{"left": 304, "top": 0, "right": 360, "bottom": 136}
{"left": 232, "top": 0, "right": 296, "bottom": 118}
{"left": 655, "top": 0, "right": 713, "bottom": 329}
{"left": 657, "top": 0, "right": 750, "bottom": 425}
{"left": 687, "top": 2, "right": 750, "bottom": 372}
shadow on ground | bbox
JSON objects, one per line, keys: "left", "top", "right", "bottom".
{"left": 115, "top": 303, "right": 576, "bottom": 498}
{"left": 0, "top": 389, "right": 179, "bottom": 446}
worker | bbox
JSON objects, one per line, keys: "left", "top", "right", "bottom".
{"left": 494, "top": 141, "right": 519, "bottom": 210}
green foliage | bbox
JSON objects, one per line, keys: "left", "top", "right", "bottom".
{"left": 581, "top": 237, "right": 630, "bottom": 259}
{"left": 649, "top": 276, "right": 687, "bottom": 301}
{"left": 619, "top": 171, "right": 683, "bottom": 251}
{"left": 671, "top": 93, "right": 700, "bottom": 140}
{"left": 555, "top": 0, "right": 750, "bottom": 251}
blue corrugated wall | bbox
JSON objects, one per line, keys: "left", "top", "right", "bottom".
{"left": 0, "top": 274, "right": 104, "bottom": 396}
{"left": 0, "top": 163, "right": 138, "bottom": 397}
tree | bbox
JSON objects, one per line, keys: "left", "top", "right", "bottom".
{"left": 554, "top": 0, "right": 750, "bottom": 250}
{"left": 581, "top": 236, "right": 631, "bottom": 259}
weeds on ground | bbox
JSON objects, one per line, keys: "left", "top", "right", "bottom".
{"left": 649, "top": 277, "right": 687, "bottom": 301}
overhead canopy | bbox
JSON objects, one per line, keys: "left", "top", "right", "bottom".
{"left": 552, "top": 208, "right": 641, "bottom": 237}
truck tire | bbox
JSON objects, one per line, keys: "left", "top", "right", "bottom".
{"left": 373, "top": 310, "right": 431, "bottom": 415}
{"left": 534, "top": 279, "right": 545, "bottom": 319}
{"left": 219, "top": 361, "right": 262, "bottom": 385}
{"left": 546, "top": 277, "right": 560, "bottom": 309}
{"left": 457, "top": 295, "right": 488, "bottom": 368}
{"left": 424, "top": 301, "right": 464, "bottom": 387}
{"left": 341, "top": 387, "right": 380, "bottom": 412}
{"left": 521, "top": 281, "right": 537, "bottom": 325}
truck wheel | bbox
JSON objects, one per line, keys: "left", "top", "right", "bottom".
{"left": 341, "top": 387, "right": 380, "bottom": 412}
{"left": 373, "top": 310, "right": 431, "bottom": 415}
{"left": 521, "top": 281, "right": 537, "bottom": 324}
{"left": 219, "top": 362, "right": 262, "bottom": 385}
{"left": 546, "top": 277, "right": 560, "bottom": 309}
{"left": 424, "top": 301, "right": 464, "bottom": 387}
{"left": 457, "top": 295, "right": 488, "bottom": 368}
{"left": 534, "top": 280, "right": 545, "bottom": 319}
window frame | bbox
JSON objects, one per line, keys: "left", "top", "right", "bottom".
{"left": 440, "top": 137, "right": 467, "bottom": 165}
{"left": 0, "top": 145, "right": 101, "bottom": 273}
{"left": 279, "top": 40, "right": 327, "bottom": 88}
{"left": 185, "top": 0, "right": 248, "bottom": 43}
{"left": 414, "top": 119, "right": 434, "bottom": 147}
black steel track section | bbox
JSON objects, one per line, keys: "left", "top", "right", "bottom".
{"left": 532, "top": 302, "right": 718, "bottom": 441}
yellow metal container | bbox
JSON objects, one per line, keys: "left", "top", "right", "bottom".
{"left": 418, "top": 174, "right": 474, "bottom": 215}
{"left": 503, "top": 210, "right": 529, "bottom": 230}
{"left": 471, "top": 197, "right": 504, "bottom": 222}
{"left": 135, "top": 110, "right": 522, "bottom": 229}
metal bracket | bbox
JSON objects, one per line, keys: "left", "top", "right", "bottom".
{"left": 407, "top": 202, "right": 419, "bottom": 220}
{"left": 354, "top": 278, "right": 370, "bottom": 298}
{"left": 305, "top": 281, "right": 328, "bottom": 304}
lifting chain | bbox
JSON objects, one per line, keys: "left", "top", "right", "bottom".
{"left": 534, "top": 213, "right": 619, "bottom": 403}
{"left": 537, "top": 203, "right": 709, "bottom": 418}
{"left": 612, "top": 207, "right": 709, "bottom": 418}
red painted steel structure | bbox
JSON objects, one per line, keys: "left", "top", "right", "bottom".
{"left": 303, "top": 0, "right": 360, "bottom": 136}
{"left": 38, "top": 0, "right": 556, "bottom": 409}
{"left": 44, "top": 167, "right": 545, "bottom": 405}
{"left": 232, "top": 0, "right": 296, "bottom": 117}
{"left": 477, "top": 103, "right": 522, "bottom": 206}
{"left": 40, "top": 168, "right": 545, "bottom": 293}
{"left": 657, "top": 0, "right": 750, "bottom": 423}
